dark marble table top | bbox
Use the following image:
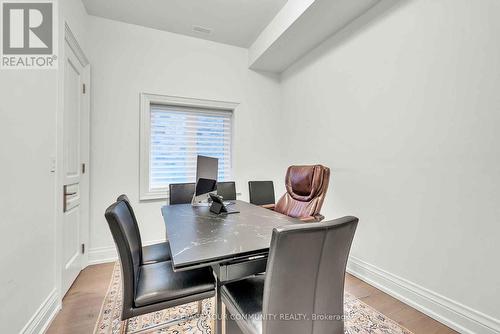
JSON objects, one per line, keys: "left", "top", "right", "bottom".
{"left": 161, "top": 200, "right": 301, "bottom": 270}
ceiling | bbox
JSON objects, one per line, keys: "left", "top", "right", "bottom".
{"left": 82, "top": 0, "right": 288, "bottom": 48}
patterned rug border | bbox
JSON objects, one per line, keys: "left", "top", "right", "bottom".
{"left": 347, "top": 293, "right": 414, "bottom": 334}
{"left": 93, "top": 262, "right": 119, "bottom": 334}
{"left": 94, "top": 262, "right": 415, "bottom": 334}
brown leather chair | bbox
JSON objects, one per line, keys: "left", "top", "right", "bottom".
{"left": 274, "top": 165, "right": 330, "bottom": 222}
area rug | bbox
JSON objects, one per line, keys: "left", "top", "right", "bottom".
{"left": 94, "top": 263, "right": 413, "bottom": 334}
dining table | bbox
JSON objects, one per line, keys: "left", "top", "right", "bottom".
{"left": 161, "top": 200, "right": 302, "bottom": 334}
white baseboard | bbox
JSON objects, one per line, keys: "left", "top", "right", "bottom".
{"left": 347, "top": 256, "right": 500, "bottom": 334}
{"left": 88, "top": 239, "right": 166, "bottom": 265}
{"left": 88, "top": 245, "right": 117, "bottom": 265}
{"left": 19, "top": 239, "right": 166, "bottom": 333}
{"left": 20, "top": 288, "right": 60, "bottom": 334}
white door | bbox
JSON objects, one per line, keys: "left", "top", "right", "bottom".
{"left": 62, "top": 41, "right": 90, "bottom": 295}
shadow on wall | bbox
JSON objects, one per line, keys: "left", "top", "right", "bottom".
{"left": 284, "top": 0, "right": 412, "bottom": 78}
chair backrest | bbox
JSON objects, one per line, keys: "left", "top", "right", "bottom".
{"left": 248, "top": 181, "right": 275, "bottom": 206}
{"left": 104, "top": 200, "right": 143, "bottom": 319}
{"left": 116, "top": 194, "right": 144, "bottom": 251}
{"left": 262, "top": 216, "right": 358, "bottom": 334}
{"left": 217, "top": 181, "right": 236, "bottom": 200}
{"left": 169, "top": 182, "right": 195, "bottom": 204}
{"left": 274, "top": 165, "right": 330, "bottom": 219}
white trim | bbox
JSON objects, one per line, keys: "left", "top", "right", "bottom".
{"left": 347, "top": 256, "right": 500, "bottom": 334}
{"left": 64, "top": 23, "right": 89, "bottom": 67}
{"left": 139, "top": 93, "right": 239, "bottom": 201}
{"left": 88, "top": 239, "right": 166, "bottom": 265}
{"left": 20, "top": 289, "right": 60, "bottom": 334}
{"left": 80, "top": 65, "right": 91, "bottom": 270}
{"left": 88, "top": 246, "right": 117, "bottom": 265}
{"left": 142, "top": 93, "right": 240, "bottom": 111}
{"left": 55, "top": 24, "right": 91, "bottom": 305}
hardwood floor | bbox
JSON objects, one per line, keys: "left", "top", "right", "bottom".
{"left": 345, "top": 275, "right": 457, "bottom": 334}
{"left": 47, "top": 263, "right": 115, "bottom": 334}
{"left": 47, "top": 263, "right": 457, "bottom": 334}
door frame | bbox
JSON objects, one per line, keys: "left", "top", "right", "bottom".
{"left": 55, "top": 22, "right": 91, "bottom": 302}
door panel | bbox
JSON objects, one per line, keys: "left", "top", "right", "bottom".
{"left": 63, "top": 201, "right": 80, "bottom": 265}
{"left": 64, "top": 56, "right": 81, "bottom": 179}
{"left": 62, "top": 41, "right": 87, "bottom": 295}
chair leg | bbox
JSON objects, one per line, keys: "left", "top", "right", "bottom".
{"left": 197, "top": 300, "right": 203, "bottom": 315}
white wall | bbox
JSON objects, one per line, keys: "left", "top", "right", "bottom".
{"left": 0, "top": 0, "right": 88, "bottom": 332}
{"left": 280, "top": 0, "right": 500, "bottom": 328}
{"left": 87, "top": 16, "right": 283, "bottom": 258}
{"left": 4, "top": 0, "right": 500, "bottom": 332}
{"left": 0, "top": 70, "right": 58, "bottom": 333}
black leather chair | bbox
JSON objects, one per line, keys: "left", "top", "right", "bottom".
{"left": 105, "top": 200, "right": 216, "bottom": 332}
{"left": 169, "top": 182, "right": 195, "bottom": 204}
{"left": 217, "top": 181, "right": 237, "bottom": 200}
{"left": 248, "top": 181, "right": 275, "bottom": 208}
{"left": 117, "top": 194, "right": 171, "bottom": 264}
{"left": 221, "top": 216, "right": 358, "bottom": 334}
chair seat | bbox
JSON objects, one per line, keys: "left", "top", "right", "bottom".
{"left": 142, "top": 241, "right": 171, "bottom": 264}
{"left": 221, "top": 276, "right": 265, "bottom": 334}
{"left": 135, "top": 261, "right": 215, "bottom": 307}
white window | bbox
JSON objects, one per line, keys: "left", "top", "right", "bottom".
{"left": 140, "top": 94, "right": 238, "bottom": 200}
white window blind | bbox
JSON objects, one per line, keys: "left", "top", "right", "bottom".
{"left": 149, "top": 104, "right": 232, "bottom": 193}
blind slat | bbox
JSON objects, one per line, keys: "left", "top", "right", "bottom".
{"left": 149, "top": 106, "right": 232, "bottom": 190}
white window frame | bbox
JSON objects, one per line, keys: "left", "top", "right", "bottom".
{"left": 140, "top": 93, "right": 239, "bottom": 200}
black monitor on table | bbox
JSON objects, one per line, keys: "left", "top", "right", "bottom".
{"left": 192, "top": 155, "right": 218, "bottom": 206}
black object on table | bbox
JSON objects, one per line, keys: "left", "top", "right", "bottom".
{"left": 209, "top": 193, "right": 239, "bottom": 214}
{"left": 161, "top": 200, "right": 302, "bottom": 334}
